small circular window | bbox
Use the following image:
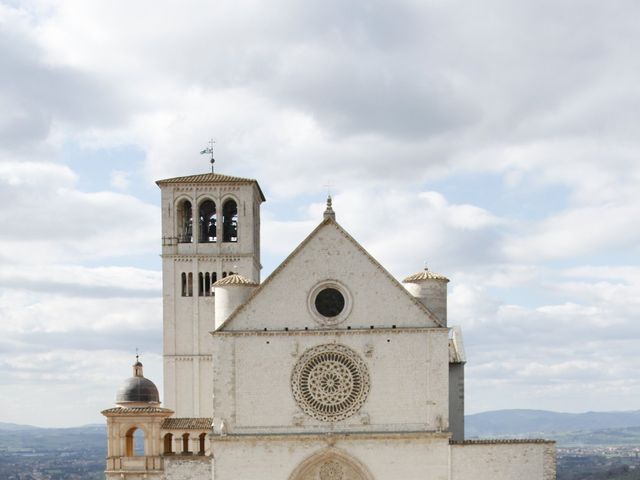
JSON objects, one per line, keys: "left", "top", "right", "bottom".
{"left": 308, "top": 281, "right": 352, "bottom": 326}
{"left": 314, "top": 288, "right": 345, "bottom": 317}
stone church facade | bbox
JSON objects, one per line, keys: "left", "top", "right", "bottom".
{"left": 102, "top": 171, "right": 556, "bottom": 479}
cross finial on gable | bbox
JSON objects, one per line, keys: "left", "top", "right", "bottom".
{"left": 323, "top": 195, "right": 336, "bottom": 221}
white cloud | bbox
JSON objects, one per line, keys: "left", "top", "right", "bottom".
{"left": 110, "top": 170, "right": 130, "bottom": 190}
{"left": 0, "top": 161, "right": 159, "bottom": 263}
{"left": 0, "top": 264, "right": 161, "bottom": 297}
{"left": 0, "top": 350, "right": 163, "bottom": 427}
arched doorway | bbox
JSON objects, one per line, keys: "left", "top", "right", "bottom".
{"left": 289, "top": 449, "right": 373, "bottom": 480}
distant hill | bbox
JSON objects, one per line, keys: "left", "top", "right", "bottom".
{"left": 553, "top": 426, "right": 640, "bottom": 446}
{"left": 466, "top": 409, "right": 640, "bottom": 439}
{"left": 0, "top": 422, "right": 41, "bottom": 431}
{"left": 0, "top": 422, "right": 104, "bottom": 432}
{"left": 4, "top": 409, "right": 640, "bottom": 443}
{"left": 0, "top": 423, "right": 105, "bottom": 479}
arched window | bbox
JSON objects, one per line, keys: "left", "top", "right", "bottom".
{"left": 176, "top": 199, "right": 193, "bottom": 243}
{"left": 199, "top": 200, "right": 217, "bottom": 243}
{"left": 181, "top": 273, "right": 187, "bottom": 297}
{"left": 125, "top": 427, "right": 145, "bottom": 456}
{"left": 222, "top": 199, "right": 238, "bottom": 243}
{"left": 182, "top": 433, "right": 191, "bottom": 455}
{"left": 289, "top": 451, "right": 372, "bottom": 480}
{"left": 211, "top": 272, "right": 217, "bottom": 296}
{"left": 198, "top": 433, "right": 206, "bottom": 455}
{"left": 205, "top": 272, "right": 211, "bottom": 296}
{"left": 198, "top": 272, "right": 204, "bottom": 297}
{"left": 163, "top": 433, "right": 173, "bottom": 455}
{"left": 188, "top": 273, "right": 193, "bottom": 297}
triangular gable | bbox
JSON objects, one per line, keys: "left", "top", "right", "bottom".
{"left": 216, "top": 218, "right": 443, "bottom": 331}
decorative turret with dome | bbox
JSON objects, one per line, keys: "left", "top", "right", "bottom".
{"left": 402, "top": 266, "right": 450, "bottom": 326}
{"left": 213, "top": 273, "right": 259, "bottom": 329}
{"left": 115, "top": 355, "right": 161, "bottom": 406}
{"left": 102, "top": 356, "right": 173, "bottom": 479}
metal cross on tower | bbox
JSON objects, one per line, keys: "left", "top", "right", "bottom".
{"left": 323, "top": 182, "right": 334, "bottom": 197}
{"left": 200, "top": 139, "right": 216, "bottom": 173}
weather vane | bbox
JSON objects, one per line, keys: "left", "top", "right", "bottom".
{"left": 200, "top": 139, "right": 216, "bottom": 173}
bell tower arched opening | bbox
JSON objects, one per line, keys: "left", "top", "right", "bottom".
{"left": 198, "top": 200, "right": 217, "bottom": 243}
{"left": 222, "top": 199, "right": 238, "bottom": 242}
{"left": 176, "top": 199, "right": 193, "bottom": 243}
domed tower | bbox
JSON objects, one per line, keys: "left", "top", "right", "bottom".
{"left": 213, "top": 273, "right": 259, "bottom": 329}
{"left": 102, "top": 357, "right": 173, "bottom": 479}
{"left": 402, "top": 266, "right": 449, "bottom": 326}
{"left": 403, "top": 266, "right": 466, "bottom": 441}
{"left": 156, "top": 172, "right": 265, "bottom": 418}
{"left": 116, "top": 358, "right": 161, "bottom": 406}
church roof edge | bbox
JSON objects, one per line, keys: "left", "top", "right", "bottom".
{"left": 101, "top": 406, "right": 174, "bottom": 416}
{"left": 162, "top": 417, "right": 213, "bottom": 430}
{"left": 156, "top": 172, "right": 266, "bottom": 201}
{"left": 214, "top": 217, "right": 445, "bottom": 330}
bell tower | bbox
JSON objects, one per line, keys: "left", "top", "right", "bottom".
{"left": 156, "top": 172, "right": 265, "bottom": 418}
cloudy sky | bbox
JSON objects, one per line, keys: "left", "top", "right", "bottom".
{"left": 1, "top": 0, "right": 639, "bottom": 427}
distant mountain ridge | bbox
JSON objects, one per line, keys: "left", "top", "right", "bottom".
{"left": 4, "top": 409, "right": 640, "bottom": 439}
{"left": 0, "top": 422, "right": 103, "bottom": 432}
{"left": 0, "top": 422, "right": 42, "bottom": 431}
{"left": 466, "top": 409, "right": 640, "bottom": 437}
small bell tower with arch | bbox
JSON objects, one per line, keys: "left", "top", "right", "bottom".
{"left": 156, "top": 169, "right": 265, "bottom": 418}
{"left": 102, "top": 357, "right": 173, "bottom": 479}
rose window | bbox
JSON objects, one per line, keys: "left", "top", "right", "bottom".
{"left": 291, "top": 344, "right": 370, "bottom": 422}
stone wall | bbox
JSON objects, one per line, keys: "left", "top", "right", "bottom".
{"left": 450, "top": 440, "right": 556, "bottom": 480}
{"left": 212, "top": 329, "right": 450, "bottom": 434}
{"left": 212, "top": 434, "right": 451, "bottom": 480}
{"left": 163, "top": 456, "right": 211, "bottom": 480}
{"left": 448, "top": 363, "right": 464, "bottom": 441}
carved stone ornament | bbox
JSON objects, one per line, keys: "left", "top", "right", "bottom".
{"left": 289, "top": 453, "right": 371, "bottom": 480}
{"left": 291, "top": 344, "right": 370, "bottom": 422}
{"left": 319, "top": 461, "right": 344, "bottom": 480}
